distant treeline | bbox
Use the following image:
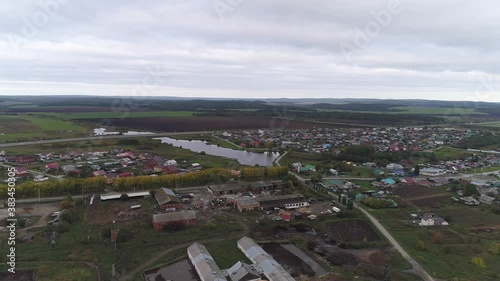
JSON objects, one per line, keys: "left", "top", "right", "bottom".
{"left": 309, "top": 103, "right": 406, "bottom": 112}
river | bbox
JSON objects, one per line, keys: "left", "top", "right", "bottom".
{"left": 154, "top": 137, "right": 280, "bottom": 166}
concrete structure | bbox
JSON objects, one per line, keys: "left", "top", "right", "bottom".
{"left": 187, "top": 242, "right": 227, "bottom": 281}
{"left": 237, "top": 237, "right": 295, "bottom": 281}
{"left": 154, "top": 187, "right": 182, "bottom": 210}
{"left": 152, "top": 210, "right": 197, "bottom": 232}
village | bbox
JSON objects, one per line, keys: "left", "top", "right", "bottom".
{"left": 1, "top": 125, "right": 500, "bottom": 281}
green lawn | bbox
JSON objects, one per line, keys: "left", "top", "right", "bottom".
{"left": 433, "top": 147, "right": 476, "bottom": 161}
{"left": 476, "top": 122, "right": 500, "bottom": 128}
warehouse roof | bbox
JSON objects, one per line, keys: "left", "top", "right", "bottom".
{"left": 187, "top": 242, "right": 227, "bottom": 281}
{"left": 155, "top": 187, "right": 180, "bottom": 206}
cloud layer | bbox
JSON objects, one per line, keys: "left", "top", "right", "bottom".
{"left": 1, "top": 0, "right": 499, "bottom": 102}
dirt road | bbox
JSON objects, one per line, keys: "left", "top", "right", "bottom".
{"left": 355, "top": 203, "right": 438, "bottom": 281}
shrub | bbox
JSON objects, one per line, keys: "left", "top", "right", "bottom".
{"left": 431, "top": 231, "right": 445, "bottom": 244}
{"left": 471, "top": 256, "right": 486, "bottom": 268}
{"left": 489, "top": 242, "right": 500, "bottom": 255}
{"left": 56, "top": 222, "right": 70, "bottom": 234}
{"left": 120, "top": 193, "right": 129, "bottom": 201}
{"left": 416, "top": 240, "right": 426, "bottom": 251}
{"left": 59, "top": 200, "right": 73, "bottom": 210}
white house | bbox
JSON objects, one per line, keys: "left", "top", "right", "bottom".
{"left": 386, "top": 163, "right": 404, "bottom": 170}
{"left": 420, "top": 167, "right": 447, "bottom": 177}
{"left": 419, "top": 213, "right": 449, "bottom": 226}
{"left": 165, "top": 159, "right": 177, "bottom": 166}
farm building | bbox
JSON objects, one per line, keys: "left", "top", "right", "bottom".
{"left": 152, "top": 210, "right": 197, "bottom": 232}
{"left": 256, "top": 195, "right": 308, "bottom": 210}
{"left": 226, "top": 196, "right": 261, "bottom": 212}
{"left": 237, "top": 237, "right": 295, "bottom": 281}
{"left": 419, "top": 213, "right": 449, "bottom": 226}
{"left": 187, "top": 242, "right": 227, "bottom": 281}
{"left": 100, "top": 191, "right": 150, "bottom": 201}
{"left": 226, "top": 261, "right": 262, "bottom": 281}
{"left": 154, "top": 187, "right": 182, "bottom": 210}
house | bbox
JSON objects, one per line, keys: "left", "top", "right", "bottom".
{"left": 34, "top": 175, "right": 49, "bottom": 182}
{"left": 419, "top": 213, "right": 449, "bottom": 226}
{"left": 155, "top": 187, "right": 182, "bottom": 210}
{"left": 15, "top": 155, "right": 38, "bottom": 165}
{"left": 401, "top": 178, "right": 415, "bottom": 185}
{"left": 381, "top": 178, "right": 396, "bottom": 186}
{"left": 373, "top": 169, "right": 385, "bottom": 176}
{"left": 420, "top": 168, "right": 447, "bottom": 177}
{"left": 117, "top": 151, "right": 135, "bottom": 159}
{"left": 105, "top": 173, "right": 118, "bottom": 184}
{"left": 152, "top": 210, "right": 197, "bottom": 232}
{"left": 479, "top": 194, "right": 497, "bottom": 205}
{"left": 386, "top": 163, "right": 404, "bottom": 170}
{"left": 165, "top": 159, "right": 177, "bottom": 166}
{"left": 187, "top": 243, "right": 228, "bottom": 281}
{"left": 61, "top": 165, "right": 77, "bottom": 174}
{"left": 162, "top": 165, "right": 180, "bottom": 174}
{"left": 300, "top": 164, "right": 316, "bottom": 173}
{"left": 44, "top": 163, "right": 59, "bottom": 172}
{"left": 460, "top": 196, "right": 480, "bottom": 206}
{"left": 14, "top": 167, "right": 29, "bottom": 177}
{"left": 92, "top": 170, "right": 106, "bottom": 177}
{"left": 117, "top": 172, "right": 132, "bottom": 178}
{"left": 120, "top": 158, "right": 134, "bottom": 167}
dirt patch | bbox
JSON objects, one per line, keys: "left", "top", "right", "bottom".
{"left": 86, "top": 199, "right": 148, "bottom": 225}
{"left": 327, "top": 220, "right": 381, "bottom": 242}
{"left": 262, "top": 243, "right": 316, "bottom": 277}
{"left": 0, "top": 270, "right": 36, "bottom": 281}
{"left": 326, "top": 250, "right": 359, "bottom": 266}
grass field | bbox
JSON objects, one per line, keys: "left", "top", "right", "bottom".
{"left": 0, "top": 114, "right": 88, "bottom": 143}
{"left": 433, "top": 147, "right": 476, "bottom": 161}
{"left": 476, "top": 121, "right": 500, "bottom": 128}
{"left": 0, "top": 205, "right": 245, "bottom": 281}
{"left": 367, "top": 204, "right": 500, "bottom": 281}
{"left": 391, "top": 107, "right": 483, "bottom": 115}
{"left": 41, "top": 111, "right": 194, "bottom": 119}
{"left": 35, "top": 262, "right": 96, "bottom": 281}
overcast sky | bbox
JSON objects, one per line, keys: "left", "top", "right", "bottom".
{"left": 1, "top": 0, "right": 499, "bottom": 102}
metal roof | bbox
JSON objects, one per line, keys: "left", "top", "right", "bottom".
{"left": 188, "top": 243, "right": 227, "bottom": 281}
{"left": 100, "top": 191, "right": 150, "bottom": 201}
{"left": 155, "top": 187, "right": 181, "bottom": 206}
{"left": 152, "top": 210, "right": 196, "bottom": 223}
{"left": 237, "top": 237, "right": 295, "bottom": 281}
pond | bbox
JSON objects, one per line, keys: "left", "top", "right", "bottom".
{"left": 154, "top": 137, "right": 280, "bottom": 166}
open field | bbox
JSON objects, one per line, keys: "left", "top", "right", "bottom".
{"left": 77, "top": 116, "right": 361, "bottom": 132}
{"left": 432, "top": 147, "right": 476, "bottom": 161}
{"left": 367, "top": 203, "right": 500, "bottom": 280}
{"left": 41, "top": 111, "right": 195, "bottom": 119}
{"left": 393, "top": 186, "right": 452, "bottom": 207}
{"left": 391, "top": 107, "right": 484, "bottom": 115}
{"left": 0, "top": 114, "right": 89, "bottom": 143}
{"left": 327, "top": 219, "right": 381, "bottom": 242}
{"left": 0, "top": 204, "right": 245, "bottom": 281}
{"left": 475, "top": 121, "right": 500, "bottom": 128}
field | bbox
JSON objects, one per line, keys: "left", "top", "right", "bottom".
{"left": 368, "top": 203, "right": 500, "bottom": 280}
{"left": 391, "top": 107, "right": 484, "bottom": 115}
{"left": 327, "top": 219, "right": 381, "bottom": 242}
{"left": 393, "top": 186, "right": 451, "bottom": 207}
{"left": 41, "top": 111, "right": 195, "bottom": 119}
{"left": 0, "top": 114, "right": 88, "bottom": 143}
{"left": 77, "top": 116, "right": 357, "bottom": 132}
{"left": 433, "top": 147, "right": 476, "bottom": 161}
{"left": 0, "top": 203, "right": 246, "bottom": 281}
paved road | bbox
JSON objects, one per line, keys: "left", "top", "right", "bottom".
{"left": 0, "top": 131, "right": 218, "bottom": 148}
{"left": 355, "top": 203, "right": 437, "bottom": 281}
